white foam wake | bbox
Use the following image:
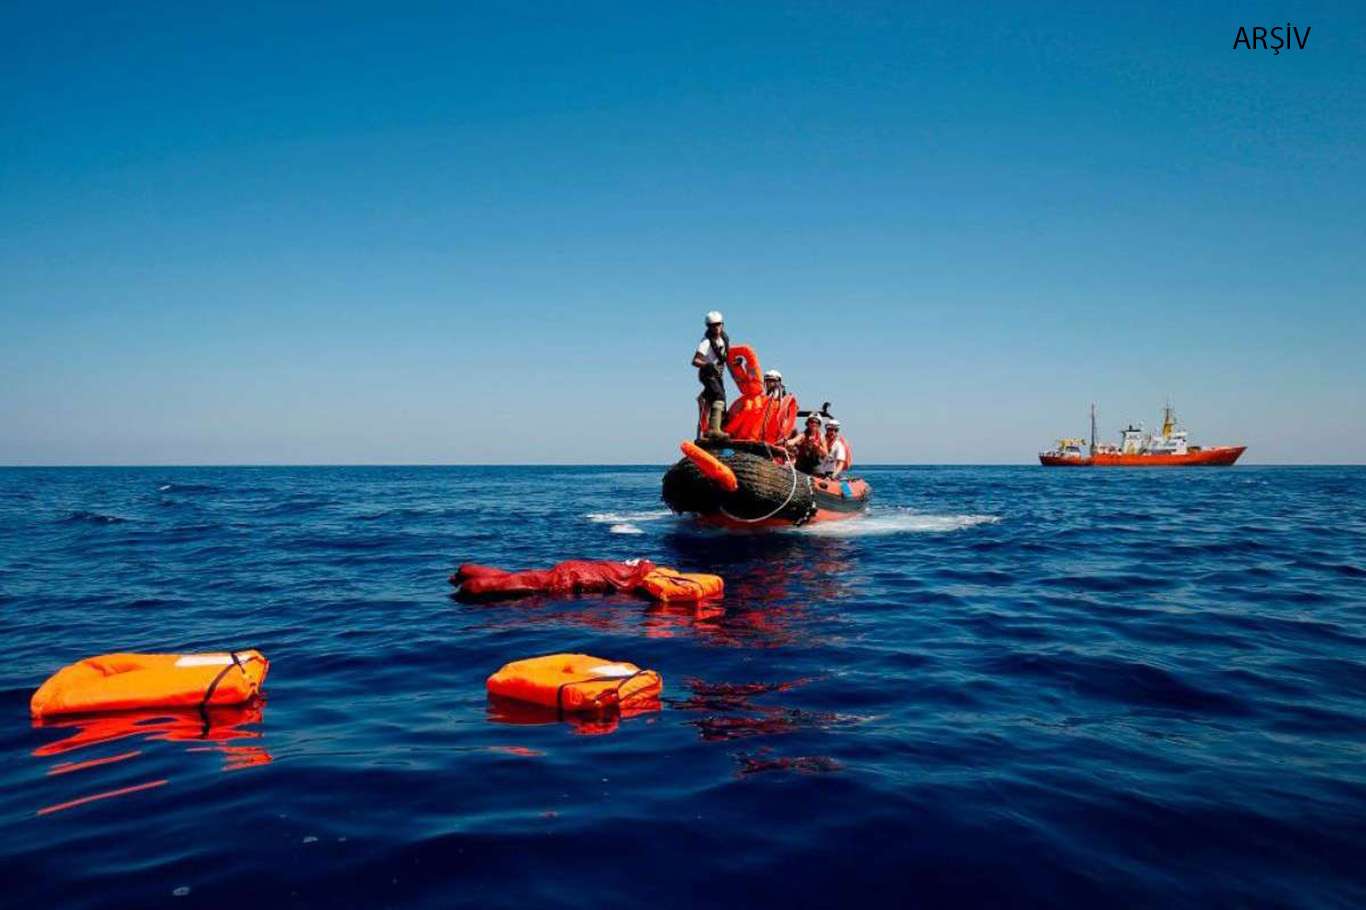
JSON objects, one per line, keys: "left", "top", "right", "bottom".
{"left": 586, "top": 510, "right": 673, "bottom": 524}
{"left": 797, "top": 509, "right": 999, "bottom": 537}
{"left": 587, "top": 509, "right": 674, "bottom": 536}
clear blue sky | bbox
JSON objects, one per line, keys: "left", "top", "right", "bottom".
{"left": 3, "top": 2, "right": 1362, "bottom": 464}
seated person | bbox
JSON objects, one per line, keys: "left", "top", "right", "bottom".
{"left": 786, "top": 414, "right": 827, "bottom": 474}
{"left": 817, "top": 419, "right": 851, "bottom": 479}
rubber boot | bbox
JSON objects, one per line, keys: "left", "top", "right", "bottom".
{"left": 705, "top": 401, "right": 729, "bottom": 441}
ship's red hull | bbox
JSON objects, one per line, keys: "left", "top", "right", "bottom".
{"left": 1039, "top": 446, "right": 1246, "bottom": 467}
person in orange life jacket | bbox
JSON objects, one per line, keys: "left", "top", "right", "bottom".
{"left": 691, "top": 311, "right": 729, "bottom": 436}
{"left": 818, "top": 419, "right": 851, "bottom": 478}
{"left": 761, "top": 368, "right": 800, "bottom": 440}
{"left": 786, "top": 413, "right": 827, "bottom": 473}
{"left": 762, "top": 369, "right": 784, "bottom": 401}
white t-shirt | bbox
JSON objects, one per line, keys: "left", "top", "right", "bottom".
{"left": 696, "top": 338, "right": 726, "bottom": 366}
{"left": 819, "top": 438, "right": 847, "bottom": 474}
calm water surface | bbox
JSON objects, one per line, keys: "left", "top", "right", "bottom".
{"left": 1, "top": 466, "right": 1364, "bottom": 908}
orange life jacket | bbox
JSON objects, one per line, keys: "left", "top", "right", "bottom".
{"left": 31, "top": 651, "right": 269, "bottom": 718}
{"left": 639, "top": 566, "right": 725, "bottom": 601}
{"left": 486, "top": 654, "right": 662, "bottom": 713}
{"left": 724, "top": 393, "right": 797, "bottom": 444}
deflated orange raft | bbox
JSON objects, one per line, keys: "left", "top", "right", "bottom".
{"left": 31, "top": 650, "right": 269, "bottom": 719}
{"left": 487, "top": 653, "right": 662, "bottom": 713}
{"left": 452, "top": 559, "right": 722, "bottom": 603}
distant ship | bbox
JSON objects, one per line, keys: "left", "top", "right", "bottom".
{"left": 1040, "top": 402, "right": 1246, "bottom": 467}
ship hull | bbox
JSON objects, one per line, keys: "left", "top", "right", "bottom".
{"left": 1039, "top": 446, "right": 1246, "bottom": 467}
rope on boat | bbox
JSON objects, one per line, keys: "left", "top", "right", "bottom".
{"left": 720, "top": 457, "right": 809, "bottom": 524}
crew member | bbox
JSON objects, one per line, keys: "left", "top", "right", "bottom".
{"left": 691, "top": 311, "right": 729, "bottom": 437}
{"left": 787, "top": 414, "right": 827, "bottom": 473}
{"left": 753, "top": 368, "right": 797, "bottom": 445}
{"left": 818, "top": 419, "right": 851, "bottom": 478}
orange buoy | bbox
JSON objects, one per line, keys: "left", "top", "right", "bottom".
{"left": 486, "top": 654, "right": 662, "bottom": 713}
{"left": 680, "top": 441, "right": 738, "bottom": 492}
{"left": 639, "top": 567, "right": 724, "bottom": 602}
{"left": 30, "top": 650, "right": 269, "bottom": 718}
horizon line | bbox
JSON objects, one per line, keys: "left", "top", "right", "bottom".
{"left": 2, "top": 462, "right": 1361, "bottom": 469}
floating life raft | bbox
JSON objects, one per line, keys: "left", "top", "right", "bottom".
{"left": 663, "top": 439, "right": 871, "bottom": 529}
{"left": 451, "top": 559, "right": 722, "bottom": 602}
{"left": 31, "top": 650, "right": 269, "bottom": 719}
{"left": 486, "top": 653, "right": 663, "bottom": 713}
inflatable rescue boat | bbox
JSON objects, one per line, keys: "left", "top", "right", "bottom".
{"left": 664, "top": 439, "right": 870, "bottom": 528}
{"left": 663, "top": 342, "right": 871, "bottom": 529}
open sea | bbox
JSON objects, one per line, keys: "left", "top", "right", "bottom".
{"left": 1, "top": 465, "right": 1364, "bottom": 909}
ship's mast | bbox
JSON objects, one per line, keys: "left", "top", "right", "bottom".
{"left": 1089, "top": 402, "right": 1097, "bottom": 456}
{"left": 1161, "top": 397, "right": 1175, "bottom": 439}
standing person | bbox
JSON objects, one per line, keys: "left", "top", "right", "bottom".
{"left": 818, "top": 419, "right": 851, "bottom": 478}
{"left": 691, "top": 311, "right": 729, "bottom": 437}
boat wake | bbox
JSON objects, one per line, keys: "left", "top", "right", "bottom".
{"left": 586, "top": 509, "right": 675, "bottom": 535}
{"left": 797, "top": 509, "right": 999, "bottom": 537}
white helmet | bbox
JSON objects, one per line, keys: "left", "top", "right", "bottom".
{"left": 705, "top": 310, "right": 724, "bottom": 325}
{"left": 827, "top": 418, "right": 841, "bottom": 429}
{"left": 763, "top": 369, "right": 782, "bottom": 381}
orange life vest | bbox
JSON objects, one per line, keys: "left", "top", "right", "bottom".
{"left": 31, "top": 651, "right": 269, "bottom": 718}
{"left": 639, "top": 566, "right": 725, "bottom": 601}
{"left": 724, "top": 393, "right": 797, "bottom": 444}
{"left": 486, "top": 654, "right": 662, "bottom": 713}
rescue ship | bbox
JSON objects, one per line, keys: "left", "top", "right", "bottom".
{"left": 662, "top": 343, "right": 871, "bottom": 528}
{"left": 1039, "top": 403, "right": 1246, "bottom": 467}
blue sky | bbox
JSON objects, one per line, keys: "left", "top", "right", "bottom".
{"left": 3, "top": 2, "right": 1363, "bottom": 464}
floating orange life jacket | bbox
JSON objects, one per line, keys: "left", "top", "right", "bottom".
{"left": 486, "top": 654, "right": 662, "bottom": 713}
{"left": 31, "top": 651, "right": 269, "bottom": 718}
{"left": 639, "top": 566, "right": 725, "bottom": 601}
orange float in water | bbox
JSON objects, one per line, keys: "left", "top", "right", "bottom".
{"left": 486, "top": 653, "right": 662, "bottom": 713}
{"left": 639, "top": 567, "right": 725, "bottom": 602}
{"left": 30, "top": 651, "right": 269, "bottom": 718}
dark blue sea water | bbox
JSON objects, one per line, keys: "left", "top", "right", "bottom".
{"left": 1, "top": 466, "right": 1364, "bottom": 908}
